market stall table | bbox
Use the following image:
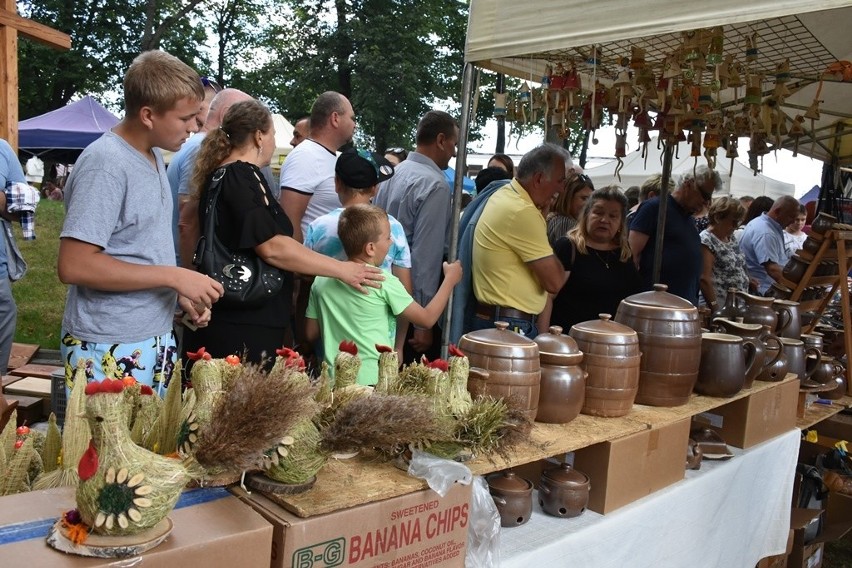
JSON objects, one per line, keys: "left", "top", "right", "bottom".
{"left": 500, "top": 429, "right": 800, "bottom": 568}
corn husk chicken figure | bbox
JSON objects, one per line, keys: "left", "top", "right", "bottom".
{"left": 73, "top": 352, "right": 317, "bottom": 538}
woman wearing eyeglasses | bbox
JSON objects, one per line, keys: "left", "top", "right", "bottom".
{"left": 698, "top": 197, "right": 750, "bottom": 312}
{"left": 546, "top": 174, "right": 594, "bottom": 246}
{"left": 539, "top": 186, "right": 643, "bottom": 331}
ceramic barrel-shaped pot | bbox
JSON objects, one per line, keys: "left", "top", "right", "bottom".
{"left": 695, "top": 333, "right": 756, "bottom": 397}
{"left": 487, "top": 471, "right": 533, "bottom": 527}
{"left": 569, "top": 314, "right": 641, "bottom": 417}
{"left": 459, "top": 322, "right": 541, "bottom": 421}
{"left": 615, "top": 284, "right": 702, "bottom": 407}
{"left": 533, "top": 326, "right": 586, "bottom": 424}
{"left": 538, "top": 463, "right": 590, "bottom": 518}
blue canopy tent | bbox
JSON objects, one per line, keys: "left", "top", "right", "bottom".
{"left": 18, "top": 96, "right": 119, "bottom": 161}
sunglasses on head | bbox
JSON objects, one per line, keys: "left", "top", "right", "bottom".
{"left": 385, "top": 147, "right": 406, "bottom": 154}
{"left": 568, "top": 173, "right": 594, "bottom": 190}
{"left": 201, "top": 76, "right": 223, "bottom": 93}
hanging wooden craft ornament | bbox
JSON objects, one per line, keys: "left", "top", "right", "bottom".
{"left": 518, "top": 82, "right": 531, "bottom": 124}
{"left": 614, "top": 69, "right": 634, "bottom": 114}
{"left": 804, "top": 80, "right": 823, "bottom": 156}
{"left": 745, "top": 33, "right": 759, "bottom": 65}
{"left": 493, "top": 90, "right": 508, "bottom": 119}
{"left": 564, "top": 60, "right": 582, "bottom": 109}
{"left": 774, "top": 59, "right": 791, "bottom": 100}
{"left": 703, "top": 114, "right": 722, "bottom": 170}
{"left": 789, "top": 115, "right": 806, "bottom": 157}
{"left": 727, "top": 58, "right": 744, "bottom": 101}
{"left": 633, "top": 106, "right": 652, "bottom": 164}
{"left": 706, "top": 27, "right": 724, "bottom": 65}
{"left": 549, "top": 62, "right": 565, "bottom": 109}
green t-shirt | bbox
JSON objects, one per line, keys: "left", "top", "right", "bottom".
{"left": 307, "top": 270, "right": 413, "bottom": 385}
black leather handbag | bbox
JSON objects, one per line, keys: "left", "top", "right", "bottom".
{"left": 193, "top": 166, "right": 285, "bottom": 308}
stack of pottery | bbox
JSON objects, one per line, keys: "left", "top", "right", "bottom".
{"left": 533, "top": 326, "right": 586, "bottom": 424}
{"left": 711, "top": 318, "right": 782, "bottom": 388}
{"left": 569, "top": 314, "right": 641, "bottom": 417}
{"left": 538, "top": 463, "right": 590, "bottom": 518}
{"left": 614, "top": 284, "right": 702, "bottom": 406}
{"left": 486, "top": 471, "right": 533, "bottom": 527}
{"left": 694, "top": 332, "right": 757, "bottom": 397}
{"left": 459, "top": 322, "right": 541, "bottom": 421}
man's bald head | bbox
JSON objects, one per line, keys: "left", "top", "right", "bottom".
{"left": 204, "top": 88, "right": 252, "bottom": 131}
{"left": 769, "top": 195, "right": 802, "bottom": 228}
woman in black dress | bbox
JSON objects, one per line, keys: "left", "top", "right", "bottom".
{"left": 183, "top": 100, "right": 381, "bottom": 364}
{"left": 539, "top": 186, "right": 643, "bottom": 331}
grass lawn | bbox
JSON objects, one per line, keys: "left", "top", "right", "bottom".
{"left": 9, "top": 200, "right": 66, "bottom": 349}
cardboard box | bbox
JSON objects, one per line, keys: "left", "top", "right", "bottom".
{"left": 788, "top": 508, "right": 823, "bottom": 568}
{"left": 693, "top": 378, "right": 798, "bottom": 448}
{"left": 0, "top": 486, "right": 273, "bottom": 567}
{"left": 572, "top": 418, "right": 689, "bottom": 514}
{"left": 232, "top": 482, "right": 471, "bottom": 568}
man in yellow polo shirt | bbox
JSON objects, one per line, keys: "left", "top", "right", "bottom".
{"left": 471, "top": 144, "right": 571, "bottom": 337}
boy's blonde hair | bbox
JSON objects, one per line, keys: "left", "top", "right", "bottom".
{"left": 124, "top": 50, "right": 204, "bottom": 116}
{"left": 338, "top": 204, "right": 388, "bottom": 259}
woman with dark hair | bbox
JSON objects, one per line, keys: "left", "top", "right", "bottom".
{"left": 487, "top": 153, "right": 514, "bottom": 174}
{"left": 698, "top": 197, "right": 749, "bottom": 311}
{"left": 734, "top": 195, "right": 774, "bottom": 242}
{"left": 539, "top": 186, "right": 643, "bottom": 331}
{"left": 184, "top": 100, "right": 381, "bottom": 364}
{"left": 546, "top": 173, "right": 594, "bottom": 245}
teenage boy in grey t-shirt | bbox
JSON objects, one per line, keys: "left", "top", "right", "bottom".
{"left": 58, "top": 51, "right": 223, "bottom": 394}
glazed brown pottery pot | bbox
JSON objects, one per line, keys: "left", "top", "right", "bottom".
{"left": 533, "top": 326, "right": 586, "bottom": 424}
{"left": 810, "top": 212, "right": 838, "bottom": 235}
{"left": 823, "top": 375, "right": 847, "bottom": 400}
{"left": 758, "top": 344, "right": 789, "bottom": 382}
{"left": 813, "top": 356, "right": 845, "bottom": 386}
{"left": 736, "top": 291, "right": 778, "bottom": 331}
{"left": 538, "top": 463, "right": 590, "bottom": 518}
{"left": 801, "top": 236, "right": 822, "bottom": 257}
{"left": 781, "top": 338, "right": 819, "bottom": 382}
{"left": 773, "top": 300, "right": 802, "bottom": 340}
{"left": 782, "top": 255, "right": 810, "bottom": 284}
{"left": 569, "top": 314, "right": 641, "bottom": 417}
{"left": 711, "top": 318, "right": 773, "bottom": 388}
{"left": 459, "top": 322, "right": 541, "bottom": 420}
{"left": 695, "top": 333, "right": 756, "bottom": 397}
{"left": 615, "top": 284, "right": 702, "bottom": 407}
{"left": 487, "top": 471, "right": 533, "bottom": 527}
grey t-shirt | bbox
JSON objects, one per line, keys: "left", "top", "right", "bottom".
{"left": 61, "top": 131, "right": 176, "bottom": 344}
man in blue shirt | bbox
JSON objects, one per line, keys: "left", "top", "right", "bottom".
{"left": 0, "top": 138, "right": 26, "bottom": 373}
{"left": 739, "top": 195, "right": 801, "bottom": 294}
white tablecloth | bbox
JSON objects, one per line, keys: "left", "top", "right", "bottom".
{"left": 500, "top": 429, "right": 799, "bottom": 568}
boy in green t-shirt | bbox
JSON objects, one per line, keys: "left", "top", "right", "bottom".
{"left": 306, "top": 204, "right": 462, "bottom": 385}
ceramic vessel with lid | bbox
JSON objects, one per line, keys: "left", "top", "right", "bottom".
{"left": 486, "top": 471, "right": 533, "bottom": 527}
{"left": 538, "top": 463, "right": 590, "bottom": 518}
{"left": 533, "top": 326, "right": 586, "bottom": 424}
{"left": 459, "top": 322, "right": 541, "bottom": 420}
{"left": 569, "top": 314, "right": 641, "bottom": 417}
{"left": 615, "top": 284, "right": 702, "bottom": 407}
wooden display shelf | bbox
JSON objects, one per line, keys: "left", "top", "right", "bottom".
{"left": 797, "top": 395, "right": 852, "bottom": 430}
{"left": 268, "top": 376, "right": 798, "bottom": 518}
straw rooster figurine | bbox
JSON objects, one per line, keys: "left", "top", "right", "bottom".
{"left": 76, "top": 380, "right": 186, "bottom": 535}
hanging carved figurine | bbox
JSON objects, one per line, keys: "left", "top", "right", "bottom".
{"left": 703, "top": 114, "right": 721, "bottom": 170}
{"left": 564, "top": 61, "right": 582, "bottom": 109}
{"left": 789, "top": 115, "right": 806, "bottom": 157}
{"left": 804, "top": 80, "right": 823, "bottom": 157}
{"left": 518, "top": 82, "right": 531, "bottom": 124}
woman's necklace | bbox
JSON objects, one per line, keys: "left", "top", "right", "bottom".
{"left": 591, "top": 248, "right": 611, "bottom": 269}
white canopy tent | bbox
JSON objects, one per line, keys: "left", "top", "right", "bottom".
{"left": 585, "top": 138, "right": 796, "bottom": 200}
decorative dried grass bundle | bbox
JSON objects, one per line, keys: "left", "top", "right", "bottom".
{"left": 391, "top": 361, "right": 434, "bottom": 396}
{"left": 0, "top": 408, "right": 15, "bottom": 460}
{"left": 447, "top": 348, "right": 473, "bottom": 415}
{"left": 192, "top": 362, "right": 318, "bottom": 475}
{"left": 130, "top": 390, "right": 162, "bottom": 446}
{"left": 454, "top": 397, "right": 532, "bottom": 459}
{"left": 150, "top": 367, "right": 183, "bottom": 455}
{"left": 315, "top": 361, "right": 333, "bottom": 406}
{"left": 1, "top": 437, "right": 36, "bottom": 495}
{"left": 333, "top": 341, "right": 360, "bottom": 389}
{"left": 374, "top": 346, "right": 398, "bottom": 394}
{"left": 320, "top": 395, "right": 449, "bottom": 454}
{"left": 40, "top": 413, "right": 62, "bottom": 474}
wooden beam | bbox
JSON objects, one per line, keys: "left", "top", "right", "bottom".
{"left": 0, "top": 1, "right": 17, "bottom": 148}
{"left": 0, "top": 10, "right": 69, "bottom": 50}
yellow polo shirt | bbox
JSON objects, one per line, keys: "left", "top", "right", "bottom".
{"left": 472, "top": 179, "right": 553, "bottom": 314}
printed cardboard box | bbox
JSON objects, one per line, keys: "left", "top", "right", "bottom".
{"left": 232, "top": 482, "right": 471, "bottom": 568}
{"left": 693, "top": 378, "right": 798, "bottom": 448}
{"left": 572, "top": 418, "right": 689, "bottom": 514}
{"left": 0, "top": 486, "right": 272, "bottom": 567}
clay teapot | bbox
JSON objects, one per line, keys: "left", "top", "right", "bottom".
{"left": 533, "top": 326, "right": 586, "bottom": 424}
{"left": 695, "top": 333, "right": 757, "bottom": 397}
{"left": 773, "top": 300, "right": 802, "bottom": 340}
{"left": 459, "top": 322, "right": 541, "bottom": 420}
{"left": 487, "top": 471, "right": 533, "bottom": 527}
{"left": 735, "top": 291, "right": 778, "bottom": 331}
{"left": 538, "top": 463, "right": 590, "bottom": 518}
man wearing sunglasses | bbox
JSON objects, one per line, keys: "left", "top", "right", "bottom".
{"left": 628, "top": 166, "right": 722, "bottom": 305}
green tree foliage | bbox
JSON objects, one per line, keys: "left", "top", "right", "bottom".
{"left": 236, "top": 0, "right": 469, "bottom": 151}
{"left": 16, "top": 0, "right": 207, "bottom": 118}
